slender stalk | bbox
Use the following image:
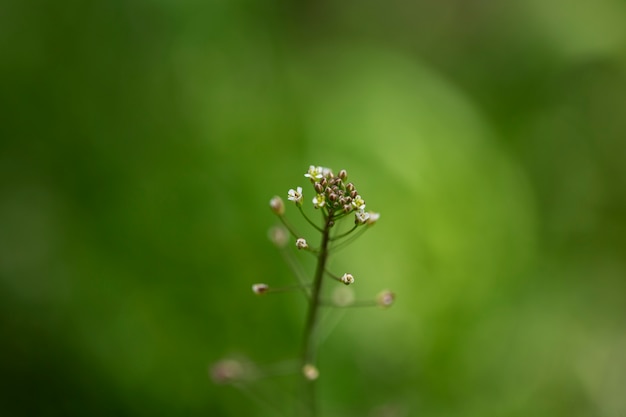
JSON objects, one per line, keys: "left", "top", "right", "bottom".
{"left": 300, "top": 212, "right": 333, "bottom": 417}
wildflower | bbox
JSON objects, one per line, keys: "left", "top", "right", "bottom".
{"left": 304, "top": 165, "right": 324, "bottom": 182}
{"left": 351, "top": 195, "right": 366, "bottom": 210}
{"left": 340, "top": 273, "right": 355, "bottom": 285}
{"left": 269, "top": 196, "right": 285, "bottom": 215}
{"left": 302, "top": 364, "right": 319, "bottom": 380}
{"left": 252, "top": 283, "right": 269, "bottom": 295}
{"left": 355, "top": 209, "right": 370, "bottom": 225}
{"left": 295, "top": 238, "right": 308, "bottom": 250}
{"left": 312, "top": 193, "right": 326, "bottom": 209}
{"left": 287, "top": 187, "right": 303, "bottom": 206}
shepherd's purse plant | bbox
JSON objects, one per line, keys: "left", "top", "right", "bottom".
{"left": 212, "top": 165, "right": 394, "bottom": 417}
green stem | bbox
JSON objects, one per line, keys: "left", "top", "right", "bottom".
{"left": 300, "top": 212, "right": 333, "bottom": 417}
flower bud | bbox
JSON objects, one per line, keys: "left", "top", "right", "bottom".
{"left": 252, "top": 283, "right": 269, "bottom": 295}
{"left": 314, "top": 182, "right": 324, "bottom": 193}
{"left": 268, "top": 226, "right": 289, "bottom": 248}
{"left": 341, "top": 273, "right": 355, "bottom": 285}
{"left": 269, "top": 196, "right": 285, "bottom": 215}
{"left": 377, "top": 290, "right": 395, "bottom": 307}
{"left": 210, "top": 359, "right": 245, "bottom": 384}
{"left": 338, "top": 169, "right": 348, "bottom": 180}
{"left": 296, "top": 238, "right": 308, "bottom": 250}
{"left": 302, "top": 364, "right": 319, "bottom": 380}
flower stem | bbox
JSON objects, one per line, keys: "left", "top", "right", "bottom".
{"left": 300, "top": 212, "right": 333, "bottom": 417}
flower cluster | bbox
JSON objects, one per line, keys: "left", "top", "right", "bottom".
{"left": 214, "top": 165, "right": 394, "bottom": 416}
{"left": 286, "top": 165, "right": 379, "bottom": 226}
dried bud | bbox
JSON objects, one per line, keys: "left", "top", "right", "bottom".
{"left": 269, "top": 196, "right": 285, "bottom": 215}
{"left": 377, "top": 290, "right": 395, "bottom": 307}
{"left": 341, "top": 273, "right": 355, "bottom": 285}
{"left": 302, "top": 364, "right": 319, "bottom": 380}
{"left": 252, "top": 283, "right": 269, "bottom": 295}
{"left": 296, "top": 238, "right": 308, "bottom": 250}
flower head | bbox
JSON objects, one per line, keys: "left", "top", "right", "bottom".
{"left": 355, "top": 209, "right": 370, "bottom": 225}
{"left": 295, "top": 238, "right": 308, "bottom": 250}
{"left": 304, "top": 165, "right": 324, "bottom": 182}
{"left": 252, "top": 283, "right": 269, "bottom": 295}
{"left": 341, "top": 273, "right": 355, "bottom": 285}
{"left": 287, "top": 187, "right": 303, "bottom": 206}
{"left": 313, "top": 193, "right": 326, "bottom": 209}
{"left": 351, "top": 195, "right": 366, "bottom": 211}
{"left": 302, "top": 364, "right": 319, "bottom": 380}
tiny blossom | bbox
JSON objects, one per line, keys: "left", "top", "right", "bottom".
{"left": 312, "top": 193, "right": 326, "bottom": 209}
{"left": 341, "top": 273, "right": 355, "bottom": 285}
{"left": 366, "top": 212, "right": 380, "bottom": 226}
{"left": 295, "top": 238, "right": 308, "bottom": 250}
{"left": 304, "top": 165, "right": 324, "bottom": 182}
{"left": 377, "top": 290, "right": 395, "bottom": 307}
{"left": 302, "top": 364, "right": 319, "bottom": 380}
{"left": 352, "top": 195, "right": 366, "bottom": 210}
{"left": 269, "top": 196, "right": 285, "bottom": 215}
{"left": 355, "top": 209, "right": 370, "bottom": 225}
{"left": 252, "top": 283, "right": 269, "bottom": 295}
{"left": 287, "top": 187, "right": 303, "bottom": 206}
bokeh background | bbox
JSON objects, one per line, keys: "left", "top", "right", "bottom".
{"left": 2, "top": 0, "right": 626, "bottom": 416}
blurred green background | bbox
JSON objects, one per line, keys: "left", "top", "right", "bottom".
{"left": 2, "top": 0, "right": 626, "bottom": 416}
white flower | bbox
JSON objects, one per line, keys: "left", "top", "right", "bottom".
{"left": 366, "top": 212, "right": 380, "bottom": 226}
{"left": 287, "top": 187, "right": 303, "bottom": 206}
{"left": 304, "top": 165, "right": 324, "bottom": 182}
{"left": 312, "top": 193, "right": 326, "bottom": 209}
{"left": 355, "top": 209, "right": 370, "bottom": 225}
{"left": 295, "top": 238, "right": 308, "bottom": 250}
{"left": 351, "top": 195, "right": 366, "bottom": 210}
{"left": 340, "top": 273, "right": 355, "bottom": 285}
